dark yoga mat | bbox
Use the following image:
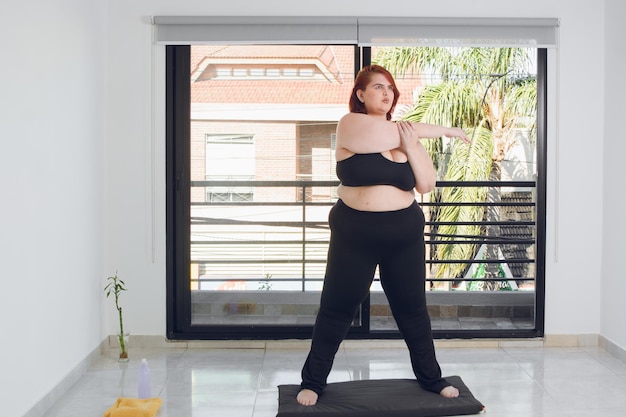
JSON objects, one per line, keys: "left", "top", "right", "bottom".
{"left": 277, "top": 376, "right": 484, "bottom": 417}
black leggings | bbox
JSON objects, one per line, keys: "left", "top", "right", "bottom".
{"left": 300, "top": 199, "right": 449, "bottom": 395}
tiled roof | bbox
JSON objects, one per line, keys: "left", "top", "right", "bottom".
{"left": 190, "top": 45, "right": 421, "bottom": 106}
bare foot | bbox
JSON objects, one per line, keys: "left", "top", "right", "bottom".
{"left": 440, "top": 385, "right": 460, "bottom": 398}
{"left": 297, "top": 389, "right": 319, "bottom": 406}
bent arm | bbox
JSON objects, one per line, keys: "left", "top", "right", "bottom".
{"left": 397, "top": 121, "right": 437, "bottom": 194}
{"left": 405, "top": 140, "right": 437, "bottom": 194}
{"left": 401, "top": 121, "right": 469, "bottom": 193}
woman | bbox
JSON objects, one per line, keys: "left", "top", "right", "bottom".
{"left": 297, "top": 65, "right": 470, "bottom": 406}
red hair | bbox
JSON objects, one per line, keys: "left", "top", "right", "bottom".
{"left": 348, "top": 65, "right": 400, "bottom": 121}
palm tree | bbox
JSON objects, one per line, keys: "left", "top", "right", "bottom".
{"left": 375, "top": 47, "right": 537, "bottom": 289}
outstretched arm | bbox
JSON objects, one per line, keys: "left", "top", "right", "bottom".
{"left": 411, "top": 122, "right": 470, "bottom": 144}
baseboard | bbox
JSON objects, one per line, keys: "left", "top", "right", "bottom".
{"left": 23, "top": 338, "right": 108, "bottom": 417}
{"left": 106, "top": 333, "right": 605, "bottom": 350}
{"left": 599, "top": 335, "right": 626, "bottom": 362}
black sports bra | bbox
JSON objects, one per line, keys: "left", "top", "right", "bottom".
{"left": 336, "top": 153, "right": 416, "bottom": 191}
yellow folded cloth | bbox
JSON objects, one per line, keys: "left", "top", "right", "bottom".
{"left": 103, "top": 397, "right": 163, "bottom": 417}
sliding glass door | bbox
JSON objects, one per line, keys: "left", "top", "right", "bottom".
{"left": 166, "top": 42, "right": 546, "bottom": 340}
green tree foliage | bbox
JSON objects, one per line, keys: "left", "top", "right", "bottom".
{"left": 375, "top": 47, "right": 536, "bottom": 285}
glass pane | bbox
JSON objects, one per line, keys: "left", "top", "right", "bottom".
{"left": 189, "top": 45, "right": 355, "bottom": 326}
{"left": 185, "top": 44, "right": 541, "bottom": 335}
{"left": 369, "top": 46, "right": 538, "bottom": 332}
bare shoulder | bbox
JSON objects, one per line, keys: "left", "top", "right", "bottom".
{"left": 337, "top": 112, "right": 367, "bottom": 128}
{"left": 337, "top": 113, "right": 361, "bottom": 139}
{"left": 338, "top": 113, "right": 367, "bottom": 141}
{"left": 338, "top": 112, "right": 387, "bottom": 133}
{"left": 340, "top": 112, "right": 368, "bottom": 122}
{"left": 336, "top": 113, "right": 400, "bottom": 154}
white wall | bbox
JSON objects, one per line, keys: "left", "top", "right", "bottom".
{"left": 540, "top": 4, "right": 606, "bottom": 335}
{"left": 0, "top": 1, "right": 106, "bottom": 416}
{"left": 601, "top": 0, "right": 626, "bottom": 352}
{"left": 3, "top": 0, "right": 624, "bottom": 415}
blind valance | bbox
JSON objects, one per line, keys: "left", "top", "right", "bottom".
{"left": 358, "top": 17, "right": 559, "bottom": 47}
{"left": 152, "top": 16, "right": 559, "bottom": 48}
{"left": 152, "top": 16, "right": 358, "bottom": 45}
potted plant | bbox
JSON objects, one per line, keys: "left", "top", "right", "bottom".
{"left": 104, "top": 271, "right": 128, "bottom": 362}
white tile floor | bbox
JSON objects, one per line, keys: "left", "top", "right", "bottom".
{"left": 41, "top": 342, "right": 626, "bottom": 417}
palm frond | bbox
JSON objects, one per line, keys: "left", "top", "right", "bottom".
{"left": 374, "top": 47, "right": 455, "bottom": 78}
{"left": 403, "top": 81, "right": 484, "bottom": 132}
{"left": 433, "top": 127, "right": 493, "bottom": 280}
{"left": 505, "top": 79, "right": 537, "bottom": 130}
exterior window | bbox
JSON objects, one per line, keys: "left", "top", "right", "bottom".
{"left": 203, "top": 134, "right": 254, "bottom": 202}
{"left": 266, "top": 68, "right": 280, "bottom": 77}
{"left": 249, "top": 68, "right": 265, "bottom": 77}
{"left": 215, "top": 68, "right": 231, "bottom": 78}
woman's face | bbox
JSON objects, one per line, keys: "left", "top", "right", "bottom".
{"left": 357, "top": 73, "right": 395, "bottom": 118}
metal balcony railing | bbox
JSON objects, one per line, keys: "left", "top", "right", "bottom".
{"left": 189, "top": 180, "right": 537, "bottom": 292}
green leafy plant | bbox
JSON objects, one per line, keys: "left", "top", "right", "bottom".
{"left": 258, "top": 273, "right": 272, "bottom": 291}
{"left": 104, "top": 271, "right": 128, "bottom": 360}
